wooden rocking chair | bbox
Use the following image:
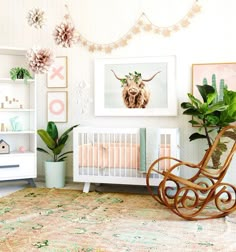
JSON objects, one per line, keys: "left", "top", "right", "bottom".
{"left": 146, "top": 125, "right": 236, "bottom": 220}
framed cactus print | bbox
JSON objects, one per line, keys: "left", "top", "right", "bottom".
{"left": 192, "top": 62, "right": 236, "bottom": 99}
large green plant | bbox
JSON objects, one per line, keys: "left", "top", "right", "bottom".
{"left": 37, "top": 121, "right": 79, "bottom": 162}
{"left": 181, "top": 84, "right": 236, "bottom": 148}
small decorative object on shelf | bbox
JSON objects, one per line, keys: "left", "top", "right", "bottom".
{"left": 0, "top": 123, "right": 8, "bottom": 131}
{"left": 0, "top": 96, "right": 22, "bottom": 109}
{"left": 10, "top": 67, "right": 33, "bottom": 83}
{"left": 10, "top": 116, "right": 22, "bottom": 131}
{"left": 18, "top": 146, "right": 26, "bottom": 153}
{"left": 0, "top": 139, "right": 10, "bottom": 154}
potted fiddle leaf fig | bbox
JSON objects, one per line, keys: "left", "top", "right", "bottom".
{"left": 37, "top": 121, "right": 79, "bottom": 188}
{"left": 181, "top": 75, "right": 236, "bottom": 168}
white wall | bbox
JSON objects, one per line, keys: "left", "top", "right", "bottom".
{"left": 0, "top": 0, "right": 236, "bottom": 181}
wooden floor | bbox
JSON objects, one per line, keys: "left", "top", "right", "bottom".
{"left": 0, "top": 180, "right": 149, "bottom": 197}
{"left": 0, "top": 181, "right": 84, "bottom": 198}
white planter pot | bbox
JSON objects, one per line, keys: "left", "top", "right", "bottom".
{"left": 44, "top": 161, "right": 66, "bottom": 188}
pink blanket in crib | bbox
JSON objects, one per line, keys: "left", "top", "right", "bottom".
{"left": 78, "top": 143, "right": 140, "bottom": 169}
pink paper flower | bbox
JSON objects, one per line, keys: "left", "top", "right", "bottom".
{"left": 26, "top": 48, "right": 54, "bottom": 74}
{"left": 53, "top": 21, "right": 76, "bottom": 48}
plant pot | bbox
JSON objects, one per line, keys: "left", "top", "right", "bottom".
{"left": 44, "top": 161, "right": 66, "bottom": 188}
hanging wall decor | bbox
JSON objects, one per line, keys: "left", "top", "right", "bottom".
{"left": 47, "top": 56, "right": 68, "bottom": 88}
{"left": 76, "top": 80, "right": 92, "bottom": 114}
{"left": 54, "top": 1, "right": 201, "bottom": 53}
{"left": 27, "top": 8, "right": 45, "bottom": 29}
{"left": 26, "top": 47, "right": 54, "bottom": 74}
{"left": 53, "top": 5, "right": 77, "bottom": 48}
{"left": 94, "top": 56, "right": 177, "bottom": 116}
{"left": 47, "top": 91, "right": 67, "bottom": 122}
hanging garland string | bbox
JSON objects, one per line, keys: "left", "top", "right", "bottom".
{"left": 53, "top": 1, "right": 201, "bottom": 53}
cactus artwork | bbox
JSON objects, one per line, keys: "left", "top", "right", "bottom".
{"left": 203, "top": 77, "right": 208, "bottom": 86}
{"left": 202, "top": 74, "right": 227, "bottom": 103}
{"left": 219, "top": 79, "right": 225, "bottom": 101}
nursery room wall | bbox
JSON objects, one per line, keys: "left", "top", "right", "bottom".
{"left": 0, "top": 0, "right": 236, "bottom": 182}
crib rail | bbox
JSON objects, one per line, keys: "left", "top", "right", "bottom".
{"left": 73, "top": 127, "right": 180, "bottom": 192}
{"left": 74, "top": 128, "right": 142, "bottom": 177}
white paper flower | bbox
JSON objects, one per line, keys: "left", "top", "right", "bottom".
{"left": 26, "top": 47, "right": 54, "bottom": 74}
{"left": 27, "top": 8, "right": 45, "bottom": 29}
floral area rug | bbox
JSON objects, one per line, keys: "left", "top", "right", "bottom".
{"left": 0, "top": 188, "right": 236, "bottom": 252}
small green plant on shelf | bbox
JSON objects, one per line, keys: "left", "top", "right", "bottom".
{"left": 10, "top": 67, "right": 33, "bottom": 83}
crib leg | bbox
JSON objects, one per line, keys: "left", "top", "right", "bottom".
{"left": 83, "top": 182, "right": 91, "bottom": 193}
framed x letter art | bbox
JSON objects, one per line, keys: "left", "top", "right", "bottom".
{"left": 47, "top": 56, "right": 68, "bottom": 88}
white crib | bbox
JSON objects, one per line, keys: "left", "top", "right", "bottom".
{"left": 73, "top": 127, "right": 180, "bottom": 192}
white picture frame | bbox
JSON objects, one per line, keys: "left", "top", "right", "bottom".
{"left": 94, "top": 56, "right": 177, "bottom": 116}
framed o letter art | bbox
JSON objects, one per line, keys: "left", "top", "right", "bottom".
{"left": 47, "top": 56, "right": 68, "bottom": 88}
{"left": 47, "top": 91, "right": 67, "bottom": 122}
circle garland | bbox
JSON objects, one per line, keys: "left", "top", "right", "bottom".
{"left": 54, "top": 1, "right": 201, "bottom": 53}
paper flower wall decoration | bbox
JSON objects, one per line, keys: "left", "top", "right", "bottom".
{"left": 27, "top": 8, "right": 45, "bottom": 29}
{"left": 53, "top": 4, "right": 77, "bottom": 48}
{"left": 26, "top": 48, "right": 54, "bottom": 74}
{"left": 52, "top": 1, "right": 201, "bottom": 53}
{"left": 53, "top": 21, "right": 76, "bottom": 48}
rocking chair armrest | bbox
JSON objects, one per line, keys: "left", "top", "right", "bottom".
{"left": 161, "top": 171, "right": 208, "bottom": 191}
{"left": 149, "top": 156, "right": 182, "bottom": 170}
{"left": 161, "top": 160, "right": 201, "bottom": 174}
{"left": 172, "top": 161, "right": 200, "bottom": 169}
{"left": 150, "top": 159, "right": 201, "bottom": 177}
{"left": 153, "top": 156, "right": 182, "bottom": 163}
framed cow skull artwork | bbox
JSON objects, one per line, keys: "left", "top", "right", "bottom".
{"left": 94, "top": 56, "right": 177, "bottom": 116}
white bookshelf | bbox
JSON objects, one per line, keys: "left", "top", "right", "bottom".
{"left": 0, "top": 47, "right": 37, "bottom": 185}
